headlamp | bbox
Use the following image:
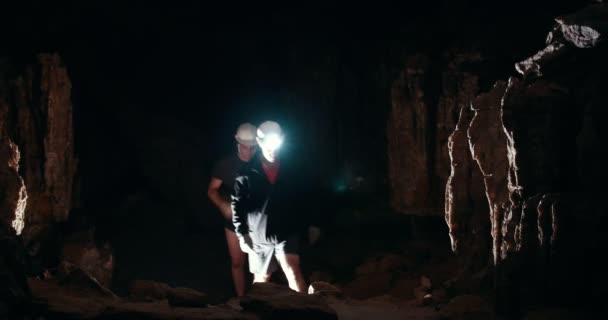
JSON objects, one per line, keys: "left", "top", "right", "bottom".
{"left": 262, "top": 133, "right": 283, "bottom": 150}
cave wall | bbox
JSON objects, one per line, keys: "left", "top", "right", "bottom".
{"left": 0, "top": 53, "right": 77, "bottom": 260}
{"left": 1, "top": 52, "right": 78, "bottom": 315}
{"left": 0, "top": 138, "right": 31, "bottom": 316}
{"left": 444, "top": 3, "right": 608, "bottom": 311}
{"left": 388, "top": 50, "right": 489, "bottom": 215}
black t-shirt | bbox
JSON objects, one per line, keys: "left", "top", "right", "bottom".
{"left": 211, "top": 154, "right": 246, "bottom": 200}
{"left": 232, "top": 154, "right": 320, "bottom": 240}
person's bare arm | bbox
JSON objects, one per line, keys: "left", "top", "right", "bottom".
{"left": 207, "top": 177, "right": 232, "bottom": 220}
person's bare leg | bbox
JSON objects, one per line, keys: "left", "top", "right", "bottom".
{"left": 225, "top": 229, "right": 246, "bottom": 296}
{"left": 253, "top": 273, "right": 272, "bottom": 283}
{"left": 275, "top": 253, "right": 306, "bottom": 292}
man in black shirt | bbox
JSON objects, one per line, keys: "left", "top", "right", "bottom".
{"left": 208, "top": 123, "right": 257, "bottom": 297}
{"left": 231, "top": 121, "right": 309, "bottom": 292}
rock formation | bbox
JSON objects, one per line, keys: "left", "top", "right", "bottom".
{"left": 388, "top": 50, "right": 487, "bottom": 215}
{"left": 1, "top": 53, "right": 78, "bottom": 316}
{"left": 444, "top": 3, "right": 608, "bottom": 313}
{"left": 1, "top": 53, "right": 78, "bottom": 262}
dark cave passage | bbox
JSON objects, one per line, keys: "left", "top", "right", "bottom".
{"left": 2, "top": 1, "right": 608, "bottom": 319}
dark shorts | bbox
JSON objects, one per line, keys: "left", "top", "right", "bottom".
{"left": 248, "top": 234, "right": 300, "bottom": 275}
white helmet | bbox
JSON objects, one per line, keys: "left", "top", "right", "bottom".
{"left": 256, "top": 121, "right": 283, "bottom": 150}
{"left": 235, "top": 123, "right": 258, "bottom": 146}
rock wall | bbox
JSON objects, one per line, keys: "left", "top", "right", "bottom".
{"left": 388, "top": 50, "right": 486, "bottom": 215}
{"left": 444, "top": 3, "right": 608, "bottom": 312}
{"left": 0, "top": 53, "right": 77, "bottom": 249}
{"left": 1, "top": 53, "right": 81, "bottom": 295}
{"left": 0, "top": 138, "right": 28, "bottom": 235}
{"left": 0, "top": 138, "right": 31, "bottom": 317}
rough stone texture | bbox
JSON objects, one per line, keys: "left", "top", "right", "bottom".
{"left": 241, "top": 282, "right": 337, "bottom": 320}
{"left": 555, "top": 3, "right": 608, "bottom": 48}
{"left": 29, "top": 278, "right": 256, "bottom": 320}
{"left": 500, "top": 78, "right": 572, "bottom": 261}
{"left": 515, "top": 4, "right": 608, "bottom": 76}
{"left": 388, "top": 50, "right": 483, "bottom": 215}
{"left": 31, "top": 275, "right": 450, "bottom": 320}
{"left": 435, "top": 51, "right": 484, "bottom": 212}
{"left": 0, "top": 136, "right": 31, "bottom": 318}
{"left": 129, "top": 279, "right": 173, "bottom": 301}
{"left": 127, "top": 279, "right": 209, "bottom": 308}
{"left": 447, "top": 77, "right": 584, "bottom": 266}
{"left": 0, "top": 138, "right": 27, "bottom": 235}
{"left": 61, "top": 229, "right": 114, "bottom": 288}
{"left": 447, "top": 77, "right": 583, "bottom": 311}
{"left": 1, "top": 53, "right": 77, "bottom": 252}
{"left": 444, "top": 105, "right": 490, "bottom": 268}
{"left": 167, "top": 287, "right": 209, "bottom": 308}
{"left": 468, "top": 80, "right": 512, "bottom": 266}
{"left": 445, "top": 3, "right": 608, "bottom": 314}
{"left": 514, "top": 40, "right": 568, "bottom": 77}
{"left": 388, "top": 54, "right": 432, "bottom": 212}
{"left": 17, "top": 54, "right": 77, "bottom": 246}
{"left": 55, "top": 261, "right": 118, "bottom": 300}
{"left": 1, "top": 54, "right": 79, "bottom": 317}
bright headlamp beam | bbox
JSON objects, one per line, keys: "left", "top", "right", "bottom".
{"left": 262, "top": 133, "right": 283, "bottom": 150}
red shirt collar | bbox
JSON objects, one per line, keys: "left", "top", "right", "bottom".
{"left": 261, "top": 158, "right": 280, "bottom": 184}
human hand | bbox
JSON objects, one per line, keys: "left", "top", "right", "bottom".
{"left": 239, "top": 234, "right": 254, "bottom": 253}
{"left": 308, "top": 226, "right": 321, "bottom": 245}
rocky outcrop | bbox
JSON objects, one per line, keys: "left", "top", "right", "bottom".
{"left": 445, "top": 3, "right": 608, "bottom": 314}
{"left": 445, "top": 104, "right": 490, "bottom": 265}
{"left": 516, "top": 3, "right": 608, "bottom": 76}
{"left": 31, "top": 279, "right": 339, "bottom": 320}
{"left": 1, "top": 53, "right": 77, "bottom": 252}
{"left": 388, "top": 50, "right": 485, "bottom": 215}
{"left": 60, "top": 230, "right": 114, "bottom": 289}
{"left": 242, "top": 282, "right": 337, "bottom": 320}
{"left": 0, "top": 138, "right": 31, "bottom": 318}
{"left": 467, "top": 80, "right": 512, "bottom": 266}
{"left": 1, "top": 53, "right": 77, "bottom": 317}
{"left": 17, "top": 54, "right": 77, "bottom": 246}
{"left": 388, "top": 54, "right": 433, "bottom": 212}
{"left": 55, "top": 261, "right": 119, "bottom": 300}
{"left": 0, "top": 138, "right": 27, "bottom": 235}
{"left": 29, "top": 277, "right": 253, "bottom": 320}
{"left": 308, "top": 281, "right": 343, "bottom": 297}
{"left": 128, "top": 279, "right": 209, "bottom": 308}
